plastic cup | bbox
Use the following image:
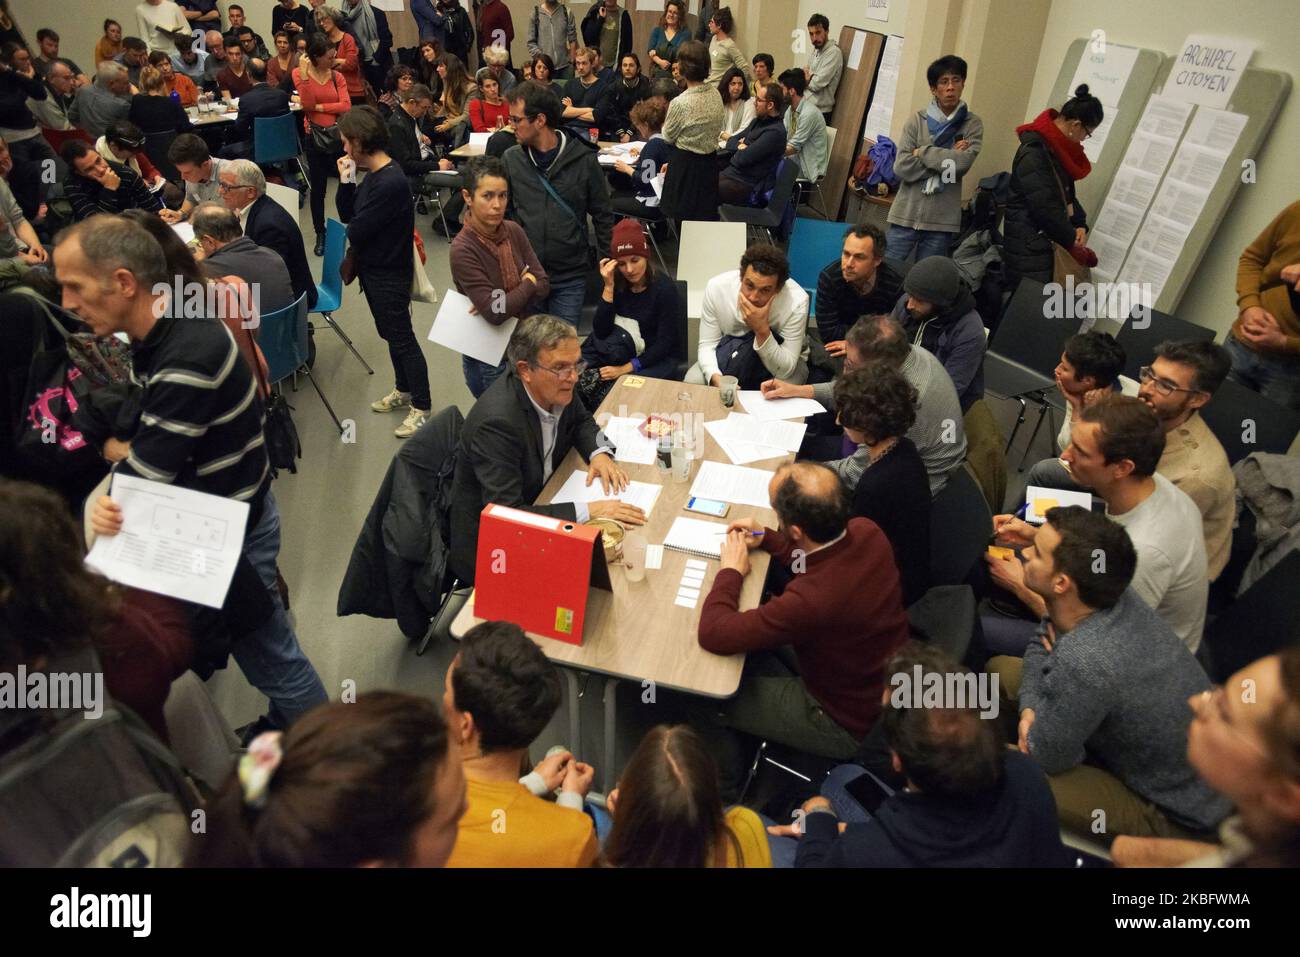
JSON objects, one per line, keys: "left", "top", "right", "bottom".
{"left": 671, "top": 445, "right": 692, "bottom": 483}
{"left": 624, "top": 531, "right": 646, "bottom": 582}
{"left": 719, "top": 375, "right": 738, "bottom": 407}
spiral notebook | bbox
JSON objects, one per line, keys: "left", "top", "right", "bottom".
{"left": 662, "top": 516, "right": 728, "bottom": 560}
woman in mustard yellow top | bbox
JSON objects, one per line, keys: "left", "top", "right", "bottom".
{"left": 602, "top": 724, "right": 772, "bottom": 867}
{"left": 95, "top": 19, "right": 125, "bottom": 67}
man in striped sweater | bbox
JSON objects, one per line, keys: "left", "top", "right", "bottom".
{"left": 61, "top": 215, "right": 327, "bottom": 731}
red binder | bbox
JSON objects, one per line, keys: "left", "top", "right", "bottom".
{"left": 474, "top": 504, "right": 612, "bottom": 645}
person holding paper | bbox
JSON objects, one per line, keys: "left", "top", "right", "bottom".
{"left": 985, "top": 506, "right": 1229, "bottom": 842}
{"left": 886, "top": 55, "right": 983, "bottom": 262}
{"left": 984, "top": 396, "right": 1207, "bottom": 656}
{"left": 1227, "top": 198, "right": 1300, "bottom": 411}
{"left": 62, "top": 215, "right": 327, "bottom": 732}
{"left": 449, "top": 155, "right": 550, "bottom": 398}
{"left": 692, "top": 461, "right": 911, "bottom": 769}
{"left": 1003, "top": 84, "right": 1103, "bottom": 289}
{"left": 688, "top": 241, "right": 809, "bottom": 389}
{"left": 607, "top": 97, "right": 669, "bottom": 217}
{"left": 449, "top": 315, "right": 646, "bottom": 585}
{"left": 135, "top": 0, "right": 191, "bottom": 56}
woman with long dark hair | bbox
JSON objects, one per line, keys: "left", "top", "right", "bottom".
{"left": 294, "top": 31, "right": 351, "bottom": 255}
{"left": 415, "top": 38, "right": 443, "bottom": 99}
{"left": 716, "top": 64, "right": 753, "bottom": 143}
{"left": 186, "top": 692, "right": 465, "bottom": 867}
{"left": 603, "top": 724, "right": 770, "bottom": 867}
{"left": 1003, "top": 84, "right": 1103, "bottom": 289}
{"left": 431, "top": 52, "right": 473, "bottom": 148}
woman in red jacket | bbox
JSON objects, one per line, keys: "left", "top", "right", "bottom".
{"left": 468, "top": 72, "right": 510, "bottom": 133}
{"left": 295, "top": 31, "right": 352, "bottom": 254}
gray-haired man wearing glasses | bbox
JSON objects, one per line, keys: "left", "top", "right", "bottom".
{"left": 449, "top": 314, "right": 648, "bottom": 584}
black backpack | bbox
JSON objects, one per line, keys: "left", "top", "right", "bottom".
{"left": 0, "top": 648, "right": 199, "bottom": 867}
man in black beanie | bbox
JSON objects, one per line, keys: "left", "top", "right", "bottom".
{"left": 890, "top": 255, "right": 985, "bottom": 410}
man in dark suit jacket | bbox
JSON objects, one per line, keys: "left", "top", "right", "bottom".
{"left": 192, "top": 203, "right": 297, "bottom": 314}
{"left": 387, "top": 83, "right": 461, "bottom": 187}
{"left": 449, "top": 315, "right": 648, "bottom": 584}
{"left": 221, "top": 160, "right": 318, "bottom": 308}
{"left": 223, "top": 59, "right": 291, "bottom": 160}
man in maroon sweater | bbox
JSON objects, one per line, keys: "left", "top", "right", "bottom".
{"left": 699, "top": 461, "right": 912, "bottom": 760}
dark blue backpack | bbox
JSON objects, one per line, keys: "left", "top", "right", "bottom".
{"left": 865, "top": 136, "right": 899, "bottom": 191}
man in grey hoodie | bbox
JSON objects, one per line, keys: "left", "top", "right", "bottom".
{"left": 989, "top": 505, "right": 1231, "bottom": 842}
{"left": 502, "top": 81, "right": 614, "bottom": 327}
{"left": 891, "top": 255, "right": 985, "bottom": 411}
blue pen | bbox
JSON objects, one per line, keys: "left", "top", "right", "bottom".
{"left": 713, "top": 529, "right": 765, "bottom": 536}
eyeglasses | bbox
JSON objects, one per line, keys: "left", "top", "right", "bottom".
{"left": 1138, "top": 366, "right": 1202, "bottom": 397}
{"left": 508, "top": 113, "right": 529, "bottom": 125}
{"left": 217, "top": 182, "right": 252, "bottom": 192}
{"left": 532, "top": 360, "right": 587, "bottom": 380}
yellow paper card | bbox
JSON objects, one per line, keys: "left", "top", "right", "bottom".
{"left": 1034, "top": 498, "right": 1059, "bottom": 518}
{"left": 623, "top": 376, "right": 647, "bottom": 388}
{"left": 987, "top": 546, "right": 1015, "bottom": 561}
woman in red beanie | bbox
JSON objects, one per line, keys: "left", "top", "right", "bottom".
{"left": 1002, "top": 84, "right": 1103, "bottom": 290}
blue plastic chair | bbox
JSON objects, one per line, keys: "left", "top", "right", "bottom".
{"left": 259, "top": 291, "right": 345, "bottom": 433}
{"left": 253, "top": 113, "right": 310, "bottom": 188}
{"left": 310, "top": 218, "right": 374, "bottom": 374}
{"left": 788, "top": 217, "right": 850, "bottom": 314}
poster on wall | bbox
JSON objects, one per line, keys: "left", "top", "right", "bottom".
{"left": 1069, "top": 42, "right": 1138, "bottom": 111}
{"left": 371, "top": 0, "right": 405, "bottom": 11}
{"left": 1164, "top": 34, "right": 1255, "bottom": 109}
{"left": 862, "top": 34, "right": 903, "bottom": 143}
{"left": 866, "top": 0, "right": 891, "bottom": 23}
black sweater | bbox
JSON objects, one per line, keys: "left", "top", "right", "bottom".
{"left": 337, "top": 161, "right": 415, "bottom": 276}
{"left": 796, "top": 751, "right": 1071, "bottom": 868}
{"left": 127, "top": 94, "right": 192, "bottom": 136}
{"left": 0, "top": 68, "right": 44, "bottom": 132}
{"left": 591, "top": 273, "right": 682, "bottom": 378}
{"left": 815, "top": 258, "right": 904, "bottom": 344}
{"left": 851, "top": 437, "right": 931, "bottom": 606}
{"left": 720, "top": 115, "right": 787, "bottom": 192}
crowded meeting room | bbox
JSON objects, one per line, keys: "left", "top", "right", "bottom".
{"left": 3, "top": 0, "right": 1300, "bottom": 905}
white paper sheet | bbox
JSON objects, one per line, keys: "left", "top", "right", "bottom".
{"left": 1135, "top": 95, "right": 1195, "bottom": 140}
{"left": 846, "top": 31, "right": 867, "bottom": 72}
{"left": 426, "top": 288, "right": 517, "bottom": 366}
{"left": 468, "top": 132, "right": 491, "bottom": 148}
{"left": 1082, "top": 110, "right": 1117, "bottom": 164}
{"left": 370, "top": 0, "right": 405, "bottom": 11}
{"left": 1069, "top": 43, "right": 1138, "bottom": 109}
{"left": 715, "top": 412, "right": 805, "bottom": 452}
{"left": 550, "top": 472, "right": 663, "bottom": 516}
{"left": 865, "top": 0, "right": 890, "bottom": 24}
{"left": 1024, "top": 486, "right": 1094, "bottom": 525}
{"left": 737, "top": 390, "right": 826, "bottom": 421}
{"left": 1182, "top": 107, "right": 1247, "bottom": 155}
{"left": 86, "top": 475, "right": 248, "bottom": 609}
{"left": 1164, "top": 35, "right": 1254, "bottom": 110}
{"left": 674, "top": 594, "right": 698, "bottom": 608}
{"left": 170, "top": 222, "right": 195, "bottom": 244}
{"left": 862, "top": 34, "right": 902, "bottom": 143}
{"left": 599, "top": 415, "right": 660, "bottom": 465}
{"left": 689, "top": 460, "right": 776, "bottom": 509}
{"left": 703, "top": 419, "right": 787, "bottom": 466}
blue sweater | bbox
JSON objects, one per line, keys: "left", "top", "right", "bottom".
{"left": 796, "top": 752, "right": 1071, "bottom": 868}
{"left": 1019, "top": 589, "right": 1232, "bottom": 832}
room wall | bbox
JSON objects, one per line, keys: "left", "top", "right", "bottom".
{"left": 1028, "top": 0, "right": 1299, "bottom": 337}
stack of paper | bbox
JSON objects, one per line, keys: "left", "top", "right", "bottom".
{"left": 600, "top": 415, "right": 660, "bottom": 465}
{"left": 738, "top": 390, "right": 826, "bottom": 421}
{"left": 597, "top": 141, "right": 646, "bottom": 166}
{"left": 689, "top": 460, "right": 775, "bottom": 509}
{"left": 551, "top": 472, "right": 663, "bottom": 516}
{"left": 704, "top": 413, "right": 805, "bottom": 465}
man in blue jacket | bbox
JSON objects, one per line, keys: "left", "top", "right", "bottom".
{"left": 773, "top": 643, "right": 1071, "bottom": 868}
{"left": 891, "top": 255, "right": 985, "bottom": 411}
{"left": 717, "top": 81, "right": 786, "bottom": 207}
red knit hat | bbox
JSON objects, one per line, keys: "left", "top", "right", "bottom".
{"left": 611, "top": 218, "right": 649, "bottom": 260}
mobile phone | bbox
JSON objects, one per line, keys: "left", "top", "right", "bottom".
{"left": 685, "top": 497, "right": 729, "bottom": 518}
{"left": 842, "top": 771, "right": 892, "bottom": 816}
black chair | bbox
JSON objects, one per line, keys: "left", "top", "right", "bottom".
{"left": 1115, "top": 306, "right": 1217, "bottom": 381}
{"left": 719, "top": 159, "right": 800, "bottom": 245}
{"left": 1199, "top": 378, "right": 1300, "bottom": 464}
{"left": 983, "top": 278, "right": 1087, "bottom": 463}
{"left": 1200, "top": 550, "right": 1300, "bottom": 683}
{"left": 143, "top": 130, "right": 180, "bottom": 183}
{"left": 928, "top": 462, "right": 993, "bottom": 587}
{"left": 669, "top": 279, "right": 689, "bottom": 380}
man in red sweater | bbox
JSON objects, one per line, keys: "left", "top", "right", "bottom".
{"left": 699, "top": 461, "right": 911, "bottom": 761}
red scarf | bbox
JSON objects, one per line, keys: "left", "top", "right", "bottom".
{"left": 1016, "top": 109, "right": 1091, "bottom": 182}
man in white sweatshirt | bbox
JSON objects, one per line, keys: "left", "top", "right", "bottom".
{"left": 689, "top": 241, "right": 809, "bottom": 388}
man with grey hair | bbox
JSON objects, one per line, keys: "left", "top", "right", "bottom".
{"left": 201, "top": 29, "right": 228, "bottom": 90}
{"left": 765, "top": 313, "right": 968, "bottom": 495}
{"left": 63, "top": 215, "right": 327, "bottom": 735}
{"left": 191, "top": 202, "right": 296, "bottom": 315}
{"left": 69, "top": 62, "right": 132, "bottom": 139}
{"left": 219, "top": 158, "right": 316, "bottom": 307}
{"left": 29, "top": 60, "right": 78, "bottom": 131}
{"left": 449, "top": 314, "right": 648, "bottom": 584}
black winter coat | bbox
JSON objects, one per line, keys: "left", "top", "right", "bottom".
{"left": 337, "top": 405, "right": 464, "bottom": 639}
{"left": 1002, "top": 129, "right": 1087, "bottom": 288}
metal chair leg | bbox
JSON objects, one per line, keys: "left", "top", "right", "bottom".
{"left": 1005, "top": 395, "right": 1029, "bottom": 452}
{"left": 1018, "top": 398, "right": 1052, "bottom": 471}
{"left": 302, "top": 367, "right": 345, "bottom": 433}
{"left": 644, "top": 223, "right": 667, "bottom": 272}
{"left": 320, "top": 311, "right": 375, "bottom": 374}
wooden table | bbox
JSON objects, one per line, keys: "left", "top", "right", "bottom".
{"left": 451, "top": 375, "right": 797, "bottom": 786}
{"left": 186, "top": 102, "right": 303, "bottom": 127}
